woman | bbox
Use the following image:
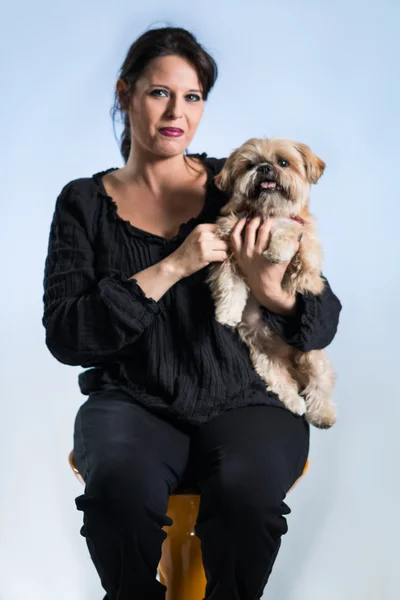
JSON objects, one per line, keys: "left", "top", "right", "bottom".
{"left": 42, "top": 26, "right": 342, "bottom": 600}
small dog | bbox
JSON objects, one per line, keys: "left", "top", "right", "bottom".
{"left": 207, "top": 137, "right": 336, "bottom": 428}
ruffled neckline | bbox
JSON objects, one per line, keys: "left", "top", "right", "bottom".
{"left": 92, "top": 152, "right": 216, "bottom": 245}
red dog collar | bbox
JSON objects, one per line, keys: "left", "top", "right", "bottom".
{"left": 290, "top": 215, "right": 305, "bottom": 226}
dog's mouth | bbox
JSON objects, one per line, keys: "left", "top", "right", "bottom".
{"left": 235, "top": 176, "right": 291, "bottom": 219}
{"left": 258, "top": 178, "right": 284, "bottom": 194}
{"left": 260, "top": 180, "right": 283, "bottom": 191}
{"left": 249, "top": 176, "right": 289, "bottom": 201}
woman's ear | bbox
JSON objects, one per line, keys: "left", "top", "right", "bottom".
{"left": 116, "top": 78, "right": 131, "bottom": 111}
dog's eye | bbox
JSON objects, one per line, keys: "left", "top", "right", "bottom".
{"left": 278, "top": 158, "right": 290, "bottom": 168}
{"left": 246, "top": 162, "right": 254, "bottom": 171}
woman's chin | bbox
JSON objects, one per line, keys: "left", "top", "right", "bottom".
{"left": 153, "top": 138, "right": 189, "bottom": 157}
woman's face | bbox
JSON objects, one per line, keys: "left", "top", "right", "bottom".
{"left": 120, "top": 55, "right": 205, "bottom": 158}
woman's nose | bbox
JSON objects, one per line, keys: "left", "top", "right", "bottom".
{"left": 166, "top": 97, "right": 184, "bottom": 119}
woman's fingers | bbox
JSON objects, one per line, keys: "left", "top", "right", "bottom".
{"left": 244, "top": 215, "right": 262, "bottom": 252}
{"left": 254, "top": 216, "right": 275, "bottom": 253}
{"left": 212, "top": 240, "right": 229, "bottom": 252}
{"left": 212, "top": 250, "right": 229, "bottom": 262}
{"left": 230, "top": 217, "right": 247, "bottom": 254}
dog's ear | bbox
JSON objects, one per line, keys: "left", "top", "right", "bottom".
{"left": 214, "top": 148, "right": 240, "bottom": 191}
{"left": 295, "top": 142, "right": 326, "bottom": 184}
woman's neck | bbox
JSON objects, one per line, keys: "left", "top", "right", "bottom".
{"left": 121, "top": 148, "right": 199, "bottom": 196}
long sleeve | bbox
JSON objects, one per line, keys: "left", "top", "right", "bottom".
{"left": 42, "top": 182, "right": 161, "bottom": 367}
{"left": 261, "top": 274, "right": 342, "bottom": 352}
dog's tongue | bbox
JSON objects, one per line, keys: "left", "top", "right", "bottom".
{"left": 261, "top": 181, "right": 277, "bottom": 188}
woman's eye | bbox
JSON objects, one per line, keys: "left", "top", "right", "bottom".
{"left": 278, "top": 158, "right": 290, "bottom": 168}
{"left": 186, "top": 94, "right": 201, "bottom": 102}
{"left": 150, "top": 89, "right": 168, "bottom": 98}
{"left": 150, "top": 90, "right": 202, "bottom": 102}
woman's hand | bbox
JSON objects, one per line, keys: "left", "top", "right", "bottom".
{"left": 166, "top": 223, "right": 229, "bottom": 279}
{"left": 231, "top": 216, "right": 300, "bottom": 316}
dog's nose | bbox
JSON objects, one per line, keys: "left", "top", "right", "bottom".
{"left": 258, "top": 163, "right": 273, "bottom": 175}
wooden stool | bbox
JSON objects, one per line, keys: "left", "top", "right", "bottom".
{"left": 69, "top": 451, "right": 309, "bottom": 600}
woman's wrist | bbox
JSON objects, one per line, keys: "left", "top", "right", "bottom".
{"left": 269, "top": 291, "right": 297, "bottom": 316}
{"left": 129, "top": 258, "right": 183, "bottom": 302}
{"left": 252, "top": 283, "right": 297, "bottom": 317}
{"left": 160, "top": 255, "right": 186, "bottom": 282}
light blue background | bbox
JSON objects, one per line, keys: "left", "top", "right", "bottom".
{"left": 1, "top": 1, "right": 399, "bottom": 599}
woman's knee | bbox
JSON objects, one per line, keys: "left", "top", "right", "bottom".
{"left": 79, "top": 451, "right": 172, "bottom": 524}
{"left": 206, "top": 453, "right": 291, "bottom": 518}
{"left": 197, "top": 457, "right": 290, "bottom": 545}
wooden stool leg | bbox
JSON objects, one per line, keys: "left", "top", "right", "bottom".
{"left": 158, "top": 495, "right": 206, "bottom": 600}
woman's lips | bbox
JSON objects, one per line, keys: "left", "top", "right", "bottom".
{"left": 159, "top": 128, "right": 184, "bottom": 137}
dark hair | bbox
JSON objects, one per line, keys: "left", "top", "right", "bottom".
{"left": 111, "top": 27, "right": 218, "bottom": 163}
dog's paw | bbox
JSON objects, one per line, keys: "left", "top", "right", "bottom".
{"left": 217, "top": 318, "right": 239, "bottom": 328}
{"left": 282, "top": 394, "right": 307, "bottom": 416}
{"left": 307, "top": 404, "right": 337, "bottom": 429}
{"left": 215, "top": 311, "right": 241, "bottom": 328}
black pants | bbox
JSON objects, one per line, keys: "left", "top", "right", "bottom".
{"left": 73, "top": 390, "right": 309, "bottom": 600}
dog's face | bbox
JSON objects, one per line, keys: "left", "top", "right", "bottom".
{"left": 215, "top": 137, "right": 325, "bottom": 217}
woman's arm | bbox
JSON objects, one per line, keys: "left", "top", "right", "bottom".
{"left": 260, "top": 274, "right": 342, "bottom": 352}
{"left": 42, "top": 182, "right": 177, "bottom": 368}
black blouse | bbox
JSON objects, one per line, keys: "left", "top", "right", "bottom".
{"left": 42, "top": 153, "right": 342, "bottom": 425}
